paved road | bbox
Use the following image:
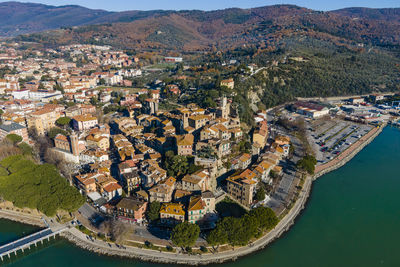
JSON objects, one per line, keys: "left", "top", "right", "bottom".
{"left": 267, "top": 133, "right": 302, "bottom": 211}
{"left": 66, "top": 176, "right": 313, "bottom": 265}
{"left": 78, "top": 203, "right": 104, "bottom": 227}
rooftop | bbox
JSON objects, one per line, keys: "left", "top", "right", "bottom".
{"left": 0, "top": 122, "right": 25, "bottom": 132}
{"left": 116, "top": 197, "right": 146, "bottom": 211}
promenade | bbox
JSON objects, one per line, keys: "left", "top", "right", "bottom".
{"left": 0, "top": 124, "right": 386, "bottom": 265}
{"left": 59, "top": 124, "right": 384, "bottom": 265}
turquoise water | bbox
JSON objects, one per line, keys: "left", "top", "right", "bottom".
{"left": 1, "top": 126, "right": 400, "bottom": 267}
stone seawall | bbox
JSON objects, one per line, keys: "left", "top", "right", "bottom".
{"left": 0, "top": 126, "right": 386, "bottom": 266}
{"left": 313, "top": 125, "right": 384, "bottom": 180}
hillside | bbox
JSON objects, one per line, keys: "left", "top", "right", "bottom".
{"left": 0, "top": 1, "right": 168, "bottom": 36}
{"left": 332, "top": 7, "right": 400, "bottom": 23}
{"left": 11, "top": 4, "right": 400, "bottom": 51}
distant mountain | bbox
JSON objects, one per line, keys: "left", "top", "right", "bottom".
{"left": 332, "top": 7, "right": 400, "bottom": 23}
{"left": 0, "top": 1, "right": 169, "bottom": 36}
{"left": 4, "top": 2, "right": 400, "bottom": 51}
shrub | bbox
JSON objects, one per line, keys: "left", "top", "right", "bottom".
{"left": 6, "top": 134, "right": 22, "bottom": 144}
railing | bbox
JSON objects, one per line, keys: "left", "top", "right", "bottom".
{"left": 0, "top": 227, "right": 67, "bottom": 261}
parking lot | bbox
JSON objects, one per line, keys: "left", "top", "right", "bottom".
{"left": 309, "top": 119, "right": 373, "bottom": 164}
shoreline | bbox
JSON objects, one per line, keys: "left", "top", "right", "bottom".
{"left": 0, "top": 125, "right": 386, "bottom": 265}
{"left": 0, "top": 209, "right": 45, "bottom": 228}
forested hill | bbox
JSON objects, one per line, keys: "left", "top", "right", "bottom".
{"left": 0, "top": 1, "right": 167, "bottom": 36}
{"left": 332, "top": 7, "right": 400, "bottom": 23}
{"left": 6, "top": 2, "right": 400, "bottom": 51}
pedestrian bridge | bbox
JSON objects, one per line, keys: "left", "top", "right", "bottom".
{"left": 0, "top": 227, "right": 67, "bottom": 261}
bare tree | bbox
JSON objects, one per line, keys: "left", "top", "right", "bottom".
{"left": 95, "top": 108, "right": 105, "bottom": 124}
{"left": 110, "top": 219, "right": 131, "bottom": 243}
{"left": 0, "top": 140, "right": 21, "bottom": 160}
{"left": 99, "top": 218, "right": 113, "bottom": 237}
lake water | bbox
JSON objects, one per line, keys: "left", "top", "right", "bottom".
{"left": 1, "top": 126, "right": 400, "bottom": 267}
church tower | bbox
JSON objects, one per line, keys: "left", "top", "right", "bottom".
{"left": 70, "top": 132, "right": 79, "bottom": 156}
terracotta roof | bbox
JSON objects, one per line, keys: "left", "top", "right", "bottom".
{"left": 188, "top": 196, "right": 206, "bottom": 211}
{"left": 162, "top": 177, "right": 176, "bottom": 187}
{"left": 136, "top": 190, "right": 149, "bottom": 200}
{"left": 189, "top": 114, "right": 209, "bottom": 121}
{"left": 73, "top": 114, "right": 97, "bottom": 122}
{"left": 273, "top": 165, "right": 283, "bottom": 173}
{"left": 238, "top": 153, "right": 251, "bottom": 163}
{"left": 103, "top": 183, "right": 122, "bottom": 192}
{"left": 201, "top": 190, "right": 215, "bottom": 199}
{"left": 55, "top": 134, "right": 68, "bottom": 142}
{"left": 182, "top": 174, "right": 203, "bottom": 185}
{"left": 160, "top": 203, "right": 185, "bottom": 216}
{"left": 176, "top": 134, "right": 194, "bottom": 146}
{"left": 240, "top": 169, "right": 257, "bottom": 180}
{"left": 174, "top": 189, "right": 192, "bottom": 199}
{"left": 116, "top": 197, "right": 146, "bottom": 211}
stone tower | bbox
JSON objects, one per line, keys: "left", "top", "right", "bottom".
{"left": 183, "top": 112, "right": 190, "bottom": 129}
{"left": 219, "top": 96, "right": 230, "bottom": 119}
{"left": 70, "top": 132, "right": 79, "bottom": 156}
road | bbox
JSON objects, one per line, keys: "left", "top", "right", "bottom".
{"left": 267, "top": 131, "right": 302, "bottom": 211}
{"left": 63, "top": 173, "right": 314, "bottom": 265}
{"left": 78, "top": 203, "right": 104, "bottom": 227}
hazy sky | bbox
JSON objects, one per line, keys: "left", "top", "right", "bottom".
{"left": 5, "top": 0, "right": 400, "bottom": 11}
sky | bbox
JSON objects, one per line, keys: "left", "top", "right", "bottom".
{"left": 4, "top": 0, "right": 400, "bottom": 12}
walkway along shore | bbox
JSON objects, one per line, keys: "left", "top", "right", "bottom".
{"left": 0, "top": 209, "right": 44, "bottom": 228}
{"left": 0, "top": 124, "right": 386, "bottom": 265}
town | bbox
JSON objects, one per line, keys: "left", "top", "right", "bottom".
{"left": 0, "top": 41, "right": 399, "bottom": 254}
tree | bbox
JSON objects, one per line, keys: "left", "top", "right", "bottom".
{"left": 90, "top": 96, "right": 99, "bottom": 106}
{"left": 235, "top": 214, "right": 259, "bottom": 244}
{"left": 203, "top": 97, "right": 217, "bottom": 108}
{"left": 270, "top": 170, "right": 278, "bottom": 179}
{"left": 146, "top": 201, "right": 161, "bottom": 222}
{"left": 188, "top": 163, "right": 202, "bottom": 174}
{"left": 249, "top": 206, "right": 278, "bottom": 230}
{"left": 6, "top": 134, "right": 22, "bottom": 144}
{"left": 297, "top": 154, "right": 317, "bottom": 174}
{"left": 47, "top": 127, "right": 68, "bottom": 139}
{"left": 197, "top": 145, "right": 215, "bottom": 159}
{"left": 53, "top": 84, "right": 64, "bottom": 93}
{"left": 170, "top": 155, "right": 189, "bottom": 177}
{"left": 110, "top": 219, "right": 130, "bottom": 243}
{"left": 0, "top": 155, "right": 84, "bottom": 216}
{"left": 55, "top": 117, "right": 71, "bottom": 127}
{"left": 171, "top": 222, "right": 200, "bottom": 249}
{"left": 18, "top": 142, "right": 33, "bottom": 156}
{"left": 208, "top": 206, "right": 278, "bottom": 248}
{"left": 164, "top": 151, "right": 189, "bottom": 178}
{"left": 207, "top": 227, "right": 228, "bottom": 250}
{"left": 137, "top": 94, "right": 148, "bottom": 104}
{"left": 255, "top": 187, "right": 265, "bottom": 202}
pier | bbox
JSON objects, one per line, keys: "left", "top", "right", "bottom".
{"left": 0, "top": 227, "right": 67, "bottom": 261}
